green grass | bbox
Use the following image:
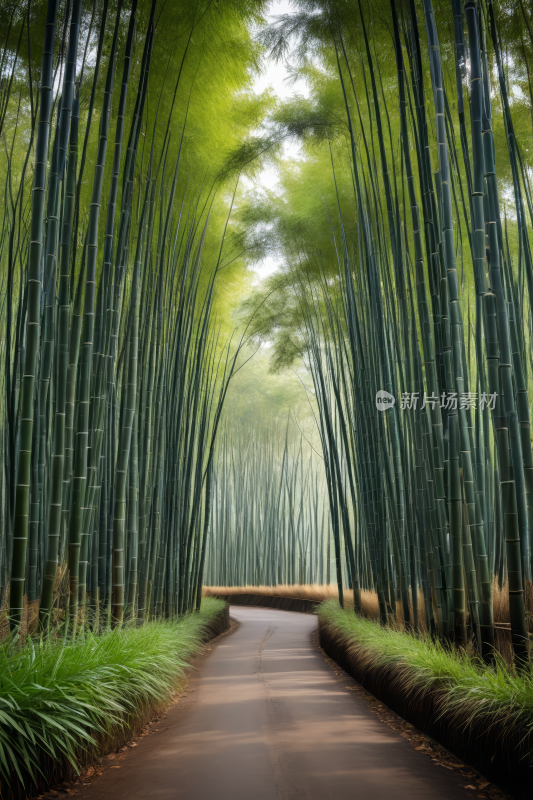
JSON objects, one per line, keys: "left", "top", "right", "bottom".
{"left": 0, "top": 597, "right": 226, "bottom": 787}
{"left": 318, "top": 600, "right": 533, "bottom": 755}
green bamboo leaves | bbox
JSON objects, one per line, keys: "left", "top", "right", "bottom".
{"left": 1, "top": 0, "right": 265, "bottom": 634}
{"left": 3, "top": 0, "right": 533, "bottom": 669}
{"left": 242, "top": 0, "right": 533, "bottom": 663}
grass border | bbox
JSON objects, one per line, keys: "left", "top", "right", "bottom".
{"left": 317, "top": 599, "right": 533, "bottom": 781}
{"left": 0, "top": 598, "right": 228, "bottom": 799}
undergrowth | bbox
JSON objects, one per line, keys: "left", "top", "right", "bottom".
{"left": 204, "top": 579, "right": 526, "bottom": 627}
{"left": 0, "top": 597, "right": 225, "bottom": 788}
{"left": 318, "top": 599, "right": 533, "bottom": 756}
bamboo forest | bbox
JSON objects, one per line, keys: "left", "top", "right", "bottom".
{"left": 1, "top": 0, "right": 533, "bottom": 797}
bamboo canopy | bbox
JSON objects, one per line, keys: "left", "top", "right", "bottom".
{"left": 0, "top": 0, "right": 269, "bottom": 629}
{"left": 2, "top": 0, "right": 533, "bottom": 671}
{"left": 231, "top": 0, "right": 533, "bottom": 663}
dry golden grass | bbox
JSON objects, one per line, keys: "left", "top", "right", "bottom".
{"left": 205, "top": 580, "right": 533, "bottom": 630}
{"left": 203, "top": 583, "right": 340, "bottom": 602}
{"left": 493, "top": 580, "right": 509, "bottom": 625}
{"left": 203, "top": 584, "right": 427, "bottom": 627}
{"left": 204, "top": 580, "right": 533, "bottom": 666}
{"left": 493, "top": 578, "right": 533, "bottom": 627}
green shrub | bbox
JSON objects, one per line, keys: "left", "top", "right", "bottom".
{"left": 319, "top": 600, "right": 533, "bottom": 752}
{"left": 0, "top": 598, "right": 225, "bottom": 785}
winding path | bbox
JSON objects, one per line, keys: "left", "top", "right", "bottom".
{"left": 75, "top": 607, "right": 475, "bottom": 799}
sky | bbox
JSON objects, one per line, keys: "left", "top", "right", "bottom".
{"left": 249, "top": 0, "right": 309, "bottom": 281}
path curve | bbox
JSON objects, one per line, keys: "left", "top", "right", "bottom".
{"left": 75, "top": 607, "right": 475, "bottom": 799}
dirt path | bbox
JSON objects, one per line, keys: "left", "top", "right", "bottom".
{"left": 73, "top": 607, "right": 479, "bottom": 800}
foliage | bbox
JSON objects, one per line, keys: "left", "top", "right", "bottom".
{"left": 319, "top": 599, "right": 533, "bottom": 754}
{"left": 205, "top": 415, "right": 331, "bottom": 586}
{"left": 236, "top": 0, "right": 533, "bottom": 665}
{"left": 0, "top": 597, "right": 225, "bottom": 786}
{"left": 0, "top": 0, "right": 270, "bottom": 629}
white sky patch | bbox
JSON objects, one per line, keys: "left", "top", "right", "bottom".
{"left": 253, "top": 1, "right": 309, "bottom": 102}
{"left": 248, "top": 0, "right": 309, "bottom": 282}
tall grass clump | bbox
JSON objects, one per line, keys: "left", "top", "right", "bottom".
{"left": 0, "top": 597, "right": 225, "bottom": 789}
{"left": 319, "top": 599, "right": 533, "bottom": 760}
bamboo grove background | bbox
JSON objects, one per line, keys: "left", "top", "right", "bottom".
{"left": 205, "top": 420, "right": 334, "bottom": 587}
{"left": 230, "top": 0, "right": 533, "bottom": 664}
{"left": 0, "top": 0, "right": 271, "bottom": 631}
{"left": 4, "top": 0, "right": 533, "bottom": 672}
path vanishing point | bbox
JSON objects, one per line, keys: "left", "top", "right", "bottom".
{"left": 75, "top": 607, "right": 476, "bottom": 799}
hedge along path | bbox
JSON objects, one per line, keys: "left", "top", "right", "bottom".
{"left": 0, "top": 598, "right": 228, "bottom": 795}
